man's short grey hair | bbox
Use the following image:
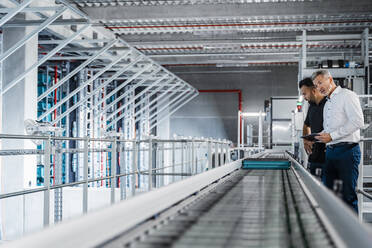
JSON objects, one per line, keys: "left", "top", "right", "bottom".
{"left": 311, "top": 69, "right": 331, "bottom": 81}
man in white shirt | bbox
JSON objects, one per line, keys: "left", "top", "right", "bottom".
{"left": 313, "top": 69, "right": 364, "bottom": 213}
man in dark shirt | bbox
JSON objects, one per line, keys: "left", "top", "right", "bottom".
{"left": 299, "top": 78, "right": 327, "bottom": 175}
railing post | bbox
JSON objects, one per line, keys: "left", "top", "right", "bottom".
{"left": 358, "top": 139, "right": 364, "bottom": 221}
{"left": 111, "top": 138, "right": 117, "bottom": 204}
{"left": 148, "top": 138, "right": 153, "bottom": 191}
{"left": 172, "top": 141, "right": 175, "bottom": 183}
{"left": 186, "top": 141, "right": 190, "bottom": 175}
{"left": 226, "top": 142, "right": 231, "bottom": 163}
{"left": 181, "top": 141, "right": 184, "bottom": 179}
{"left": 219, "top": 140, "right": 223, "bottom": 166}
{"left": 43, "top": 136, "right": 51, "bottom": 227}
{"left": 132, "top": 141, "right": 137, "bottom": 196}
{"left": 120, "top": 141, "right": 126, "bottom": 200}
{"left": 160, "top": 142, "right": 165, "bottom": 186}
{"left": 208, "top": 140, "right": 212, "bottom": 170}
{"left": 83, "top": 137, "right": 88, "bottom": 214}
{"left": 191, "top": 139, "right": 195, "bottom": 174}
{"left": 155, "top": 142, "right": 159, "bottom": 188}
{"left": 54, "top": 139, "right": 63, "bottom": 223}
{"left": 215, "top": 140, "right": 219, "bottom": 167}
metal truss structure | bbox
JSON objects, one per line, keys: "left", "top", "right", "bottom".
{"left": 0, "top": 0, "right": 198, "bottom": 137}
{"left": 67, "top": 0, "right": 372, "bottom": 66}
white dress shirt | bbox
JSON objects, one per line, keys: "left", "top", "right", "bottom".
{"left": 323, "top": 86, "right": 364, "bottom": 145}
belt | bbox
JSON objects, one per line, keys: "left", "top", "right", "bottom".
{"left": 327, "top": 142, "right": 358, "bottom": 149}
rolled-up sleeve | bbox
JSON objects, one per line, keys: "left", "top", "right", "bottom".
{"left": 330, "top": 91, "right": 364, "bottom": 141}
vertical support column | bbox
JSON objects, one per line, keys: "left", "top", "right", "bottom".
{"left": 1, "top": 17, "right": 38, "bottom": 240}
{"left": 111, "top": 139, "right": 117, "bottom": 204}
{"left": 358, "top": 140, "right": 364, "bottom": 221}
{"left": 208, "top": 140, "right": 212, "bottom": 170}
{"left": 362, "top": 28, "right": 370, "bottom": 106}
{"left": 299, "top": 29, "right": 307, "bottom": 82}
{"left": 131, "top": 141, "right": 137, "bottom": 196}
{"left": 241, "top": 117, "right": 245, "bottom": 147}
{"left": 237, "top": 111, "right": 241, "bottom": 158}
{"left": 83, "top": 137, "right": 88, "bottom": 214}
{"left": 258, "top": 111, "right": 263, "bottom": 150}
{"left": 148, "top": 138, "right": 152, "bottom": 191}
{"left": 43, "top": 137, "right": 51, "bottom": 227}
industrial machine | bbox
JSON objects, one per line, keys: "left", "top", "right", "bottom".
{"left": 6, "top": 151, "right": 372, "bottom": 248}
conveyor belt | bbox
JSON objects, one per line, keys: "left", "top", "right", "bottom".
{"left": 100, "top": 168, "right": 335, "bottom": 248}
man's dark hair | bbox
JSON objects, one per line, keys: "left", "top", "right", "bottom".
{"left": 299, "top": 77, "right": 314, "bottom": 89}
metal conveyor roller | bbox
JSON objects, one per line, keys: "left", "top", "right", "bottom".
{"left": 101, "top": 158, "right": 334, "bottom": 248}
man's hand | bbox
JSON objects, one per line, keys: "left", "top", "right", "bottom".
{"left": 304, "top": 140, "right": 314, "bottom": 154}
{"left": 315, "top": 133, "right": 332, "bottom": 143}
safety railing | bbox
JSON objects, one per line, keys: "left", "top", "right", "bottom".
{"left": 296, "top": 136, "right": 372, "bottom": 222}
{"left": 0, "top": 133, "right": 232, "bottom": 238}
{"left": 357, "top": 137, "right": 372, "bottom": 221}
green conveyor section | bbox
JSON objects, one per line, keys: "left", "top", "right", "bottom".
{"left": 242, "top": 159, "right": 290, "bottom": 170}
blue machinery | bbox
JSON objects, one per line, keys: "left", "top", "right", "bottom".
{"left": 6, "top": 151, "right": 372, "bottom": 248}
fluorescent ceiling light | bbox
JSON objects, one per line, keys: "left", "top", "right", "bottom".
{"left": 241, "top": 112, "right": 266, "bottom": 117}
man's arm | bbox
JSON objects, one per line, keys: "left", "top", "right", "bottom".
{"left": 303, "top": 124, "right": 313, "bottom": 154}
{"left": 303, "top": 124, "right": 311, "bottom": 136}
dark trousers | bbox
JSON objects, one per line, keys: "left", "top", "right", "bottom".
{"left": 322, "top": 144, "right": 360, "bottom": 213}
{"left": 309, "top": 162, "right": 325, "bottom": 176}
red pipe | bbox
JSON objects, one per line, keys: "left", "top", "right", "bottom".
{"left": 106, "top": 19, "right": 372, "bottom": 29}
{"left": 54, "top": 66, "right": 58, "bottom": 123}
{"left": 198, "top": 89, "right": 242, "bottom": 144}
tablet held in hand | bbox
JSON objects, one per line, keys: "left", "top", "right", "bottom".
{"left": 301, "top": 133, "right": 319, "bottom": 141}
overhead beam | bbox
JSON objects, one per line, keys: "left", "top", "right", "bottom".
{"left": 83, "top": 0, "right": 372, "bottom": 20}
{"left": 0, "top": 0, "right": 34, "bottom": 27}
{"left": 2, "top": 18, "right": 89, "bottom": 27}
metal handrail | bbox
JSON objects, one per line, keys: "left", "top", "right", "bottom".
{"left": 0, "top": 158, "right": 209, "bottom": 200}
{"left": 0, "top": 132, "right": 234, "bottom": 234}
{"left": 286, "top": 151, "right": 372, "bottom": 248}
{"left": 356, "top": 189, "right": 372, "bottom": 200}
{"left": 0, "top": 133, "right": 232, "bottom": 144}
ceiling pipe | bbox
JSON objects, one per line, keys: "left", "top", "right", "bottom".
{"left": 136, "top": 43, "right": 360, "bottom": 51}
{"left": 105, "top": 19, "right": 372, "bottom": 29}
